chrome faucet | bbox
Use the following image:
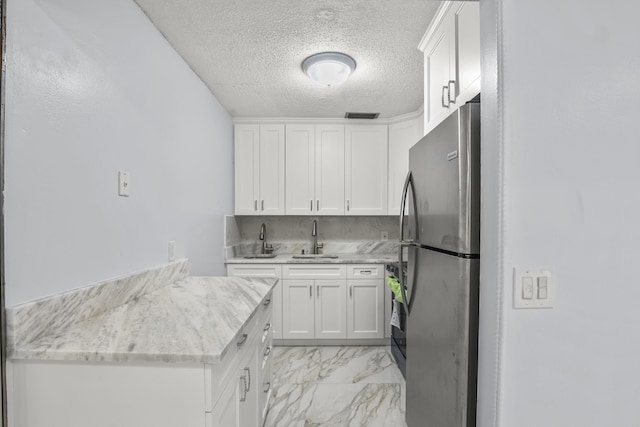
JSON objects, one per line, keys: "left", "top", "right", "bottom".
{"left": 311, "top": 219, "right": 324, "bottom": 254}
{"left": 259, "top": 223, "right": 273, "bottom": 254}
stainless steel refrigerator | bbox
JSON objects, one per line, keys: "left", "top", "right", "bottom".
{"left": 399, "top": 102, "right": 480, "bottom": 427}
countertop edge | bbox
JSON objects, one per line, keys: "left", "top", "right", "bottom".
{"left": 8, "top": 276, "right": 277, "bottom": 365}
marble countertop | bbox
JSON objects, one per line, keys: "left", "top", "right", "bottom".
{"left": 10, "top": 276, "right": 277, "bottom": 364}
{"left": 225, "top": 253, "right": 397, "bottom": 265}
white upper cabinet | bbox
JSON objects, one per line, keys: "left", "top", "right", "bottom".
{"left": 315, "top": 125, "right": 345, "bottom": 215}
{"left": 285, "top": 124, "right": 315, "bottom": 215}
{"left": 419, "top": 1, "right": 480, "bottom": 134}
{"left": 285, "top": 124, "right": 345, "bottom": 215}
{"left": 235, "top": 124, "right": 260, "bottom": 215}
{"left": 234, "top": 124, "right": 285, "bottom": 215}
{"left": 259, "top": 125, "right": 286, "bottom": 215}
{"left": 345, "top": 124, "right": 388, "bottom": 215}
{"left": 388, "top": 116, "right": 422, "bottom": 216}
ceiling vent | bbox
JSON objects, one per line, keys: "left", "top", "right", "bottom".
{"left": 344, "top": 112, "right": 380, "bottom": 119}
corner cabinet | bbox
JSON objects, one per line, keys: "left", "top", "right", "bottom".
{"left": 419, "top": 1, "right": 480, "bottom": 134}
{"left": 388, "top": 116, "right": 423, "bottom": 215}
{"left": 234, "top": 124, "right": 285, "bottom": 215}
{"left": 345, "top": 124, "right": 389, "bottom": 215}
{"left": 285, "top": 124, "right": 345, "bottom": 215}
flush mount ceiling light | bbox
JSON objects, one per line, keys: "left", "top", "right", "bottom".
{"left": 302, "top": 52, "right": 356, "bottom": 87}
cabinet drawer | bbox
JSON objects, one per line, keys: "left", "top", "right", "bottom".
{"left": 227, "top": 264, "right": 282, "bottom": 278}
{"left": 258, "top": 291, "right": 274, "bottom": 323}
{"left": 346, "top": 264, "right": 383, "bottom": 279}
{"left": 283, "top": 264, "right": 346, "bottom": 279}
{"left": 207, "top": 310, "right": 260, "bottom": 409}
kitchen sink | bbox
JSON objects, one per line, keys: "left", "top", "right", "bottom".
{"left": 243, "top": 254, "right": 277, "bottom": 259}
{"left": 291, "top": 254, "right": 339, "bottom": 259}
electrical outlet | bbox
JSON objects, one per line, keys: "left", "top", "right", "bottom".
{"left": 168, "top": 241, "right": 176, "bottom": 262}
{"left": 381, "top": 231, "right": 389, "bottom": 241}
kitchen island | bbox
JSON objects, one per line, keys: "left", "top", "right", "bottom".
{"left": 6, "top": 261, "right": 276, "bottom": 427}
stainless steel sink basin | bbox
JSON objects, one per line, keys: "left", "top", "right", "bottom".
{"left": 243, "top": 254, "right": 277, "bottom": 259}
{"left": 291, "top": 254, "right": 339, "bottom": 259}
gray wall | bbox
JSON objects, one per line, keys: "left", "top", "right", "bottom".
{"left": 4, "top": 0, "right": 233, "bottom": 305}
{"left": 478, "top": 0, "right": 640, "bottom": 426}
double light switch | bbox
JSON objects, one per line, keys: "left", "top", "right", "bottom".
{"left": 514, "top": 268, "right": 553, "bottom": 309}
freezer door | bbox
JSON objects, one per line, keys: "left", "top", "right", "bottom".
{"left": 408, "top": 103, "right": 480, "bottom": 254}
{"left": 405, "top": 248, "right": 479, "bottom": 427}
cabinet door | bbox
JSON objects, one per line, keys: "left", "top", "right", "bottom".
{"left": 452, "top": 1, "right": 480, "bottom": 109}
{"left": 345, "top": 124, "right": 388, "bottom": 215}
{"left": 238, "top": 349, "right": 259, "bottom": 427}
{"left": 285, "top": 124, "right": 315, "bottom": 215}
{"left": 234, "top": 124, "right": 260, "bottom": 215}
{"left": 388, "top": 117, "right": 422, "bottom": 215}
{"left": 424, "top": 13, "right": 456, "bottom": 134}
{"left": 314, "top": 280, "right": 347, "bottom": 339}
{"left": 282, "top": 279, "right": 315, "bottom": 339}
{"left": 315, "top": 124, "right": 345, "bottom": 215}
{"left": 347, "top": 279, "right": 385, "bottom": 339}
{"left": 212, "top": 374, "right": 240, "bottom": 427}
{"left": 259, "top": 124, "right": 285, "bottom": 215}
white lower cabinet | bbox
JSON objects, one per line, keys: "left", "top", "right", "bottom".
{"left": 347, "top": 279, "right": 385, "bottom": 339}
{"left": 315, "top": 280, "right": 347, "bottom": 338}
{"left": 282, "top": 264, "right": 384, "bottom": 341}
{"left": 209, "top": 290, "right": 273, "bottom": 427}
{"left": 347, "top": 265, "right": 385, "bottom": 339}
{"left": 282, "top": 279, "right": 316, "bottom": 339}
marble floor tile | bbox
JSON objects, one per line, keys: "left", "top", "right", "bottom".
{"left": 266, "top": 346, "right": 407, "bottom": 427}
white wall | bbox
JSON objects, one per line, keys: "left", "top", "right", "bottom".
{"left": 478, "top": 0, "right": 640, "bottom": 426}
{"left": 4, "top": 0, "right": 233, "bottom": 305}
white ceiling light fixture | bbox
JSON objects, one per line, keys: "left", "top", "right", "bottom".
{"left": 302, "top": 52, "right": 356, "bottom": 87}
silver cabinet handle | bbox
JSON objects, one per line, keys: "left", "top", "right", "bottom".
{"left": 264, "top": 382, "right": 271, "bottom": 393}
{"left": 263, "top": 323, "right": 271, "bottom": 332}
{"left": 317, "top": 200, "right": 320, "bottom": 211}
{"left": 237, "top": 333, "right": 248, "bottom": 347}
{"left": 264, "top": 346, "right": 271, "bottom": 358}
{"left": 240, "top": 375, "right": 247, "bottom": 402}
{"left": 254, "top": 200, "right": 258, "bottom": 211}
{"left": 244, "top": 367, "right": 251, "bottom": 392}
{"left": 263, "top": 298, "right": 271, "bottom": 306}
{"left": 261, "top": 200, "right": 264, "bottom": 211}
{"left": 360, "top": 270, "right": 372, "bottom": 275}
{"left": 310, "top": 200, "right": 313, "bottom": 211}
{"left": 448, "top": 80, "right": 456, "bottom": 103}
{"left": 350, "top": 285, "right": 353, "bottom": 298}
{"left": 317, "top": 284, "right": 320, "bottom": 297}
{"left": 442, "top": 85, "right": 450, "bottom": 108}
{"left": 309, "top": 285, "right": 312, "bottom": 298}
{"left": 347, "top": 200, "right": 350, "bottom": 211}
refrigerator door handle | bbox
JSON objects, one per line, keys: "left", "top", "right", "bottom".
{"left": 398, "top": 242, "right": 409, "bottom": 314}
{"left": 399, "top": 171, "right": 418, "bottom": 314}
{"left": 399, "top": 171, "right": 414, "bottom": 244}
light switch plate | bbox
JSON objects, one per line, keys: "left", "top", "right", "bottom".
{"left": 513, "top": 268, "right": 554, "bottom": 309}
{"left": 118, "top": 171, "right": 130, "bottom": 197}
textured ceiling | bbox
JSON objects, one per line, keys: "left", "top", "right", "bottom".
{"left": 133, "top": 0, "right": 441, "bottom": 118}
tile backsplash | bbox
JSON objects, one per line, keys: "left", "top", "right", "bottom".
{"left": 225, "top": 216, "right": 399, "bottom": 257}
